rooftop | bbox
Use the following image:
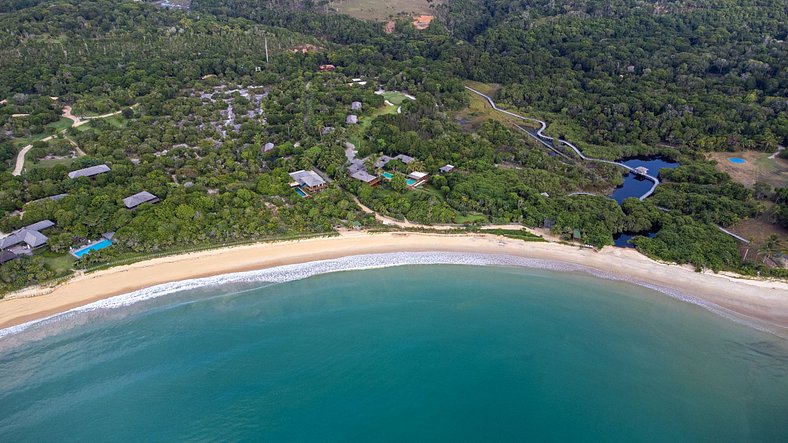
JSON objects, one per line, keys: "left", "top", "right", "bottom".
{"left": 289, "top": 170, "right": 326, "bottom": 189}
{"left": 439, "top": 164, "right": 455, "bottom": 173}
{"left": 68, "top": 164, "right": 110, "bottom": 179}
{"left": 123, "top": 191, "right": 159, "bottom": 209}
{"left": 350, "top": 170, "right": 378, "bottom": 183}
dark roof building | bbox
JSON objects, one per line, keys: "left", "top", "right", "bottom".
{"left": 289, "top": 170, "right": 327, "bottom": 192}
{"left": 123, "top": 191, "right": 159, "bottom": 209}
{"left": 394, "top": 154, "right": 414, "bottom": 164}
{"left": 0, "top": 220, "right": 53, "bottom": 250}
{"left": 350, "top": 170, "right": 379, "bottom": 184}
{"left": 68, "top": 164, "right": 110, "bottom": 179}
{"left": 374, "top": 155, "right": 392, "bottom": 169}
{"left": 0, "top": 250, "right": 17, "bottom": 264}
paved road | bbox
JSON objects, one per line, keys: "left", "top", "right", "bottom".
{"left": 465, "top": 86, "right": 661, "bottom": 200}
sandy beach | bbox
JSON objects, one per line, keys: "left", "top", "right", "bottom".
{"left": 1, "top": 231, "right": 787, "bottom": 335}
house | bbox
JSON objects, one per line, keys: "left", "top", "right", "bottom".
{"left": 634, "top": 166, "right": 649, "bottom": 176}
{"left": 346, "top": 114, "right": 358, "bottom": 124}
{"left": 123, "top": 191, "right": 159, "bottom": 209}
{"left": 319, "top": 64, "right": 335, "bottom": 71}
{"left": 351, "top": 101, "right": 362, "bottom": 111}
{"left": 289, "top": 170, "right": 327, "bottom": 193}
{"left": 0, "top": 220, "right": 55, "bottom": 259}
{"left": 407, "top": 171, "right": 429, "bottom": 188}
{"left": 394, "top": 154, "right": 414, "bottom": 164}
{"left": 0, "top": 250, "right": 17, "bottom": 264}
{"left": 374, "top": 155, "right": 393, "bottom": 169}
{"left": 321, "top": 126, "right": 334, "bottom": 136}
{"left": 263, "top": 142, "right": 275, "bottom": 152}
{"left": 350, "top": 170, "right": 380, "bottom": 185}
{"left": 68, "top": 164, "right": 110, "bottom": 179}
{"left": 408, "top": 171, "right": 428, "bottom": 181}
{"left": 439, "top": 164, "right": 454, "bottom": 173}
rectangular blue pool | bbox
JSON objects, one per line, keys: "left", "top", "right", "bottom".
{"left": 72, "top": 239, "right": 113, "bottom": 258}
{"left": 294, "top": 187, "right": 308, "bottom": 198}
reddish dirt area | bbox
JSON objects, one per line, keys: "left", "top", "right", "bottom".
{"left": 412, "top": 15, "right": 433, "bottom": 30}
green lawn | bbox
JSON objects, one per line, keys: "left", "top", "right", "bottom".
{"left": 12, "top": 117, "right": 74, "bottom": 147}
{"left": 40, "top": 252, "right": 76, "bottom": 275}
{"left": 382, "top": 91, "right": 409, "bottom": 106}
{"left": 455, "top": 213, "right": 488, "bottom": 224}
{"left": 32, "top": 157, "right": 78, "bottom": 169}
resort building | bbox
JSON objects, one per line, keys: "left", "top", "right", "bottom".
{"left": 0, "top": 220, "right": 55, "bottom": 261}
{"left": 319, "top": 64, "right": 335, "bottom": 71}
{"left": 289, "top": 170, "right": 327, "bottom": 193}
{"left": 375, "top": 154, "right": 416, "bottom": 169}
{"left": 68, "top": 164, "right": 110, "bottom": 179}
{"left": 346, "top": 115, "right": 358, "bottom": 124}
{"left": 263, "top": 142, "right": 275, "bottom": 152}
{"left": 634, "top": 166, "right": 649, "bottom": 176}
{"left": 407, "top": 171, "right": 429, "bottom": 188}
{"left": 439, "top": 164, "right": 455, "bottom": 173}
{"left": 351, "top": 101, "right": 362, "bottom": 111}
{"left": 0, "top": 250, "right": 17, "bottom": 264}
{"left": 320, "top": 126, "right": 335, "bottom": 136}
{"left": 123, "top": 191, "right": 160, "bottom": 209}
{"left": 350, "top": 170, "right": 380, "bottom": 185}
{"left": 394, "top": 154, "right": 414, "bottom": 164}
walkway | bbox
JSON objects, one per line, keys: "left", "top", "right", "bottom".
{"left": 465, "top": 86, "right": 661, "bottom": 200}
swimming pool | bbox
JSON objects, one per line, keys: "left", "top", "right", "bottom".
{"left": 728, "top": 157, "right": 746, "bottom": 164}
{"left": 406, "top": 179, "right": 417, "bottom": 186}
{"left": 72, "top": 239, "right": 113, "bottom": 259}
{"left": 381, "top": 172, "right": 393, "bottom": 180}
{"left": 294, "top": 187, "right": 308, "bottom": 198}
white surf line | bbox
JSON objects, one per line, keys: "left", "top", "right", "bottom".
{"left": 465, "top": 86, "right": 661, "bottom": 200}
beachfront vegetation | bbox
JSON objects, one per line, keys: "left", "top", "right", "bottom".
{"left": 0, "top": 0, "right": 785, "bottom": 293}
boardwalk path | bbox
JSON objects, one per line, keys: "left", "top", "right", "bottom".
{"left": 465, "top": 86, "right": 753, "bottom": 244}
{"left": 465, "top": 86, "right": 661, "bottom": 200}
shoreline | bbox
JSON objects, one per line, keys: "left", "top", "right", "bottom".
{"left": 1, "top": 231, "right": 787, "bottom": 337}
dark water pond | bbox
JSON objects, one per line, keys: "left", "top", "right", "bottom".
{"left": 609, "top": 156, "right": 679, "bottom": 204}
{"left": 613, "top": 231, "right": 657, "bottom": 248}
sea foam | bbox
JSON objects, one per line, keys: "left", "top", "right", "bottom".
{"left": 0, "top": 252, "right": 773, "bottom": 345}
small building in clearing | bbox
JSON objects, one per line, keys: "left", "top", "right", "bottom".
{"left": 289, "top": 170, "right": 327, "bottom": 193}
{"left": 351, "top": 101, "right": 362, "bottom": 111}
{"left": 68, "top": 164, "right": 110, "bottom": 179}
{"left": 346, "top": 115, "right": 358, "bottom": 124}
{"left": 350, "top": 170, "right": 380, "bottom": 185}
{"left": 439, "top": 164, "right": 455, "bottom": 173}
{"left": 123, "top": 191, "right": 159, "bottom": 209}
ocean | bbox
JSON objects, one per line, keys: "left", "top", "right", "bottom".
{"left": 1, "top": 255, "right": 787, "bottom": 441}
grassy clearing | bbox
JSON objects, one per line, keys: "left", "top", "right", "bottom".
{"left": 40, "top": 252, "right": 76, "bottom": 275}
{"left": 32, "top": 157, "right": 78, "bottom": 169}
{"left": 455, "top": 213, "right": 488, "bottom": 224}
{"left": 382, "top": 91, "right": 408, "bottom": 106}
{"left": 455, "top": 83, "right": 532, "bottom": 131}
{"left": 708, "top": 151, "right": 788, "bottom": 189}
{"left": 328, "top": 0, "right": 441, "bottom": 21}
{"left": 12, "top": 117, "right": 74, "bottom": 147}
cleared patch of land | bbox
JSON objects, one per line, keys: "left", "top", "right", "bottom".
{"left": 708, "top": 151, "right": 788, "bottom": 189}
{"left": 328, "top": 0, "right": 441, "bottom": 21}
{"left": 454, "top": 81, "right": 537, "bottom": 131}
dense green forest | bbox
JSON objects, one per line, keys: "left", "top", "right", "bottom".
{"left": 0, "top": 0, "right": 785, "bottom": 293}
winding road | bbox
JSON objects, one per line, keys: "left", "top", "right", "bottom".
{"left": 465, "top": 86, "right": 661, "bottom": 201}
{"left": 11, "top": 105, "right": 135, "bottom": 176}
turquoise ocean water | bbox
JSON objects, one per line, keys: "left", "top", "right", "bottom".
{"left": 1, "top": 262, "right": 787, "bottom": 441}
